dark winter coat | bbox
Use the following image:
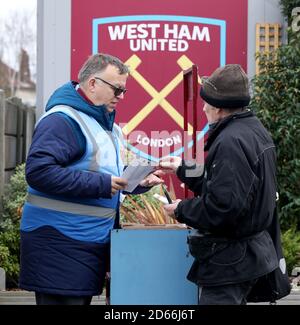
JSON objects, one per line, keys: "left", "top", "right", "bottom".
{"left": 175, "top": 110, "right": 279, "bottom": 286}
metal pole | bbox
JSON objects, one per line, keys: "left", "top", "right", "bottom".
{"left": 183, "top": 65, "right": 199, "bottom": 198}
{"left": 192, "top": 65, "right": 198, "bottom": 160}
{"left": 183, "top": 70, "right": 191, "bottom": 199}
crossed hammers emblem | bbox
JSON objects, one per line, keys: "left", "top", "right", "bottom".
{"left": 122, "top": 54, "right": 201, "bottom": 136}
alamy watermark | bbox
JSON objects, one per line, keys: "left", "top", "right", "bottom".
{"left": 94, "top": 127, "right": 205, "bottom": 178}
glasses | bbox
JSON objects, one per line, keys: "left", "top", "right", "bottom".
{"left": 94, "top": 77, "right": 127, "bottom": 97}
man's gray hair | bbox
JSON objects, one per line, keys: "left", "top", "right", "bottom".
{"left": 78, "top": 53, "right": 129, "bottom": 83}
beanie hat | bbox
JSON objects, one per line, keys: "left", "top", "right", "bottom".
{"left": 200, "top": 64, "right": 250, "bottom": 109}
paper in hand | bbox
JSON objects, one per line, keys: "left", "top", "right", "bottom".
{"left": 153, "top": 193, "right": 169, "bottom": 205}
{"left": 122, "top": 157, "right": 155, "bottom": 193}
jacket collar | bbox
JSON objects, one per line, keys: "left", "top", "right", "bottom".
{"left": 204, "top": 110, "right": 254, "bottom": 151}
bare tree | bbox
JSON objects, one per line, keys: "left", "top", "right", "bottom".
{"left": 0, "top": 8, "right": 36, "bottom": 96}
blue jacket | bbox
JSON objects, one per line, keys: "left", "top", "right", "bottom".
{"left": 19, "top": 82, "right": 147, "bottom": 295}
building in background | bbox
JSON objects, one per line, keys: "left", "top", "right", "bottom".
{"left": 15, "top": 49, "right": 36, "bottom": 107}
{"left": 0, "top": 49, "right": 36, "bottom": 106}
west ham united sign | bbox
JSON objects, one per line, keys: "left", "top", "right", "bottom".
{"left": 71, "top": 0, "right": 248, "bottom": 162}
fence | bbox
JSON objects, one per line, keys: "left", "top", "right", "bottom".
{"left": 0, "top": 89, "right": 36, "bottom": 213}
{"left": 255, "top": 23, "right": 282, "bottom": 75}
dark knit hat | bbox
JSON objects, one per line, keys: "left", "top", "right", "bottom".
{"left": 200, "top": 64, "right": 250, "bottom": 109}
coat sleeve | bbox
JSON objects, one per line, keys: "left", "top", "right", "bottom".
{"left": 176, "top": 160, "right": 205, "bottom": 195}
{"left": 26, "top": 113, "right": 112, "bottom": 198}
{"left": 175, "top": 138, "right": 259, "bottom": 234}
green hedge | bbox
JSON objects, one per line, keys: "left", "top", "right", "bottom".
{"left": 251, "top": 31, "right": 300, "bottom": 231}
{"left": 0, "top": 164, "right": 27, "bottom": 288}
{"left": 280, "top": 0, "right": 300, "bottom": 24}
{"left": 282, "top": 227, "right": 300, "bottom": 274}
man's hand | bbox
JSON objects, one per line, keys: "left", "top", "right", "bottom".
{"left": 111, "top": 176, "right": 128, "bottom": 196}
{"left": 158, "top": 156, "right": 182, "bottom": 174}
{"left": 139, "top": 170, "right": 164, "bottom": 187}
{"left": 163, "top": 199, "right": 182, "bottom": 219}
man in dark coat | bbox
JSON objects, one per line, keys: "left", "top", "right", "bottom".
{"left": 159, "top": 64, "right": 285, "bottom": 304}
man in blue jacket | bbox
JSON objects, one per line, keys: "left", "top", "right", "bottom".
{"left": 20, "top": 53, "right": 163, "bottom": 305}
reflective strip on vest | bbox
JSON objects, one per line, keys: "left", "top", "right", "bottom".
{"left": 26, "top": 194, "right": 116, "bottom": 219}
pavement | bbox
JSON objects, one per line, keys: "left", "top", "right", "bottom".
{"left": 0, "top": 290, "right": 106, "bottom": 305}
{"left": 247, "top": 289, "right": 300, "bottom": 305}
{"left": 0, "top": 289, "right": 299, "bottom": 305}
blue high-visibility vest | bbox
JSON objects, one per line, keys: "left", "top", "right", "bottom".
{"left": 21, "top": 105, "right": 125, "bottom": 243}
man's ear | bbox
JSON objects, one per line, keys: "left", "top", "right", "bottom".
{"left": 215, "top": 108, "right": 222, "bottom": 115}
{"left": 87, "top": 78, "right": 97, "bottom": 93}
